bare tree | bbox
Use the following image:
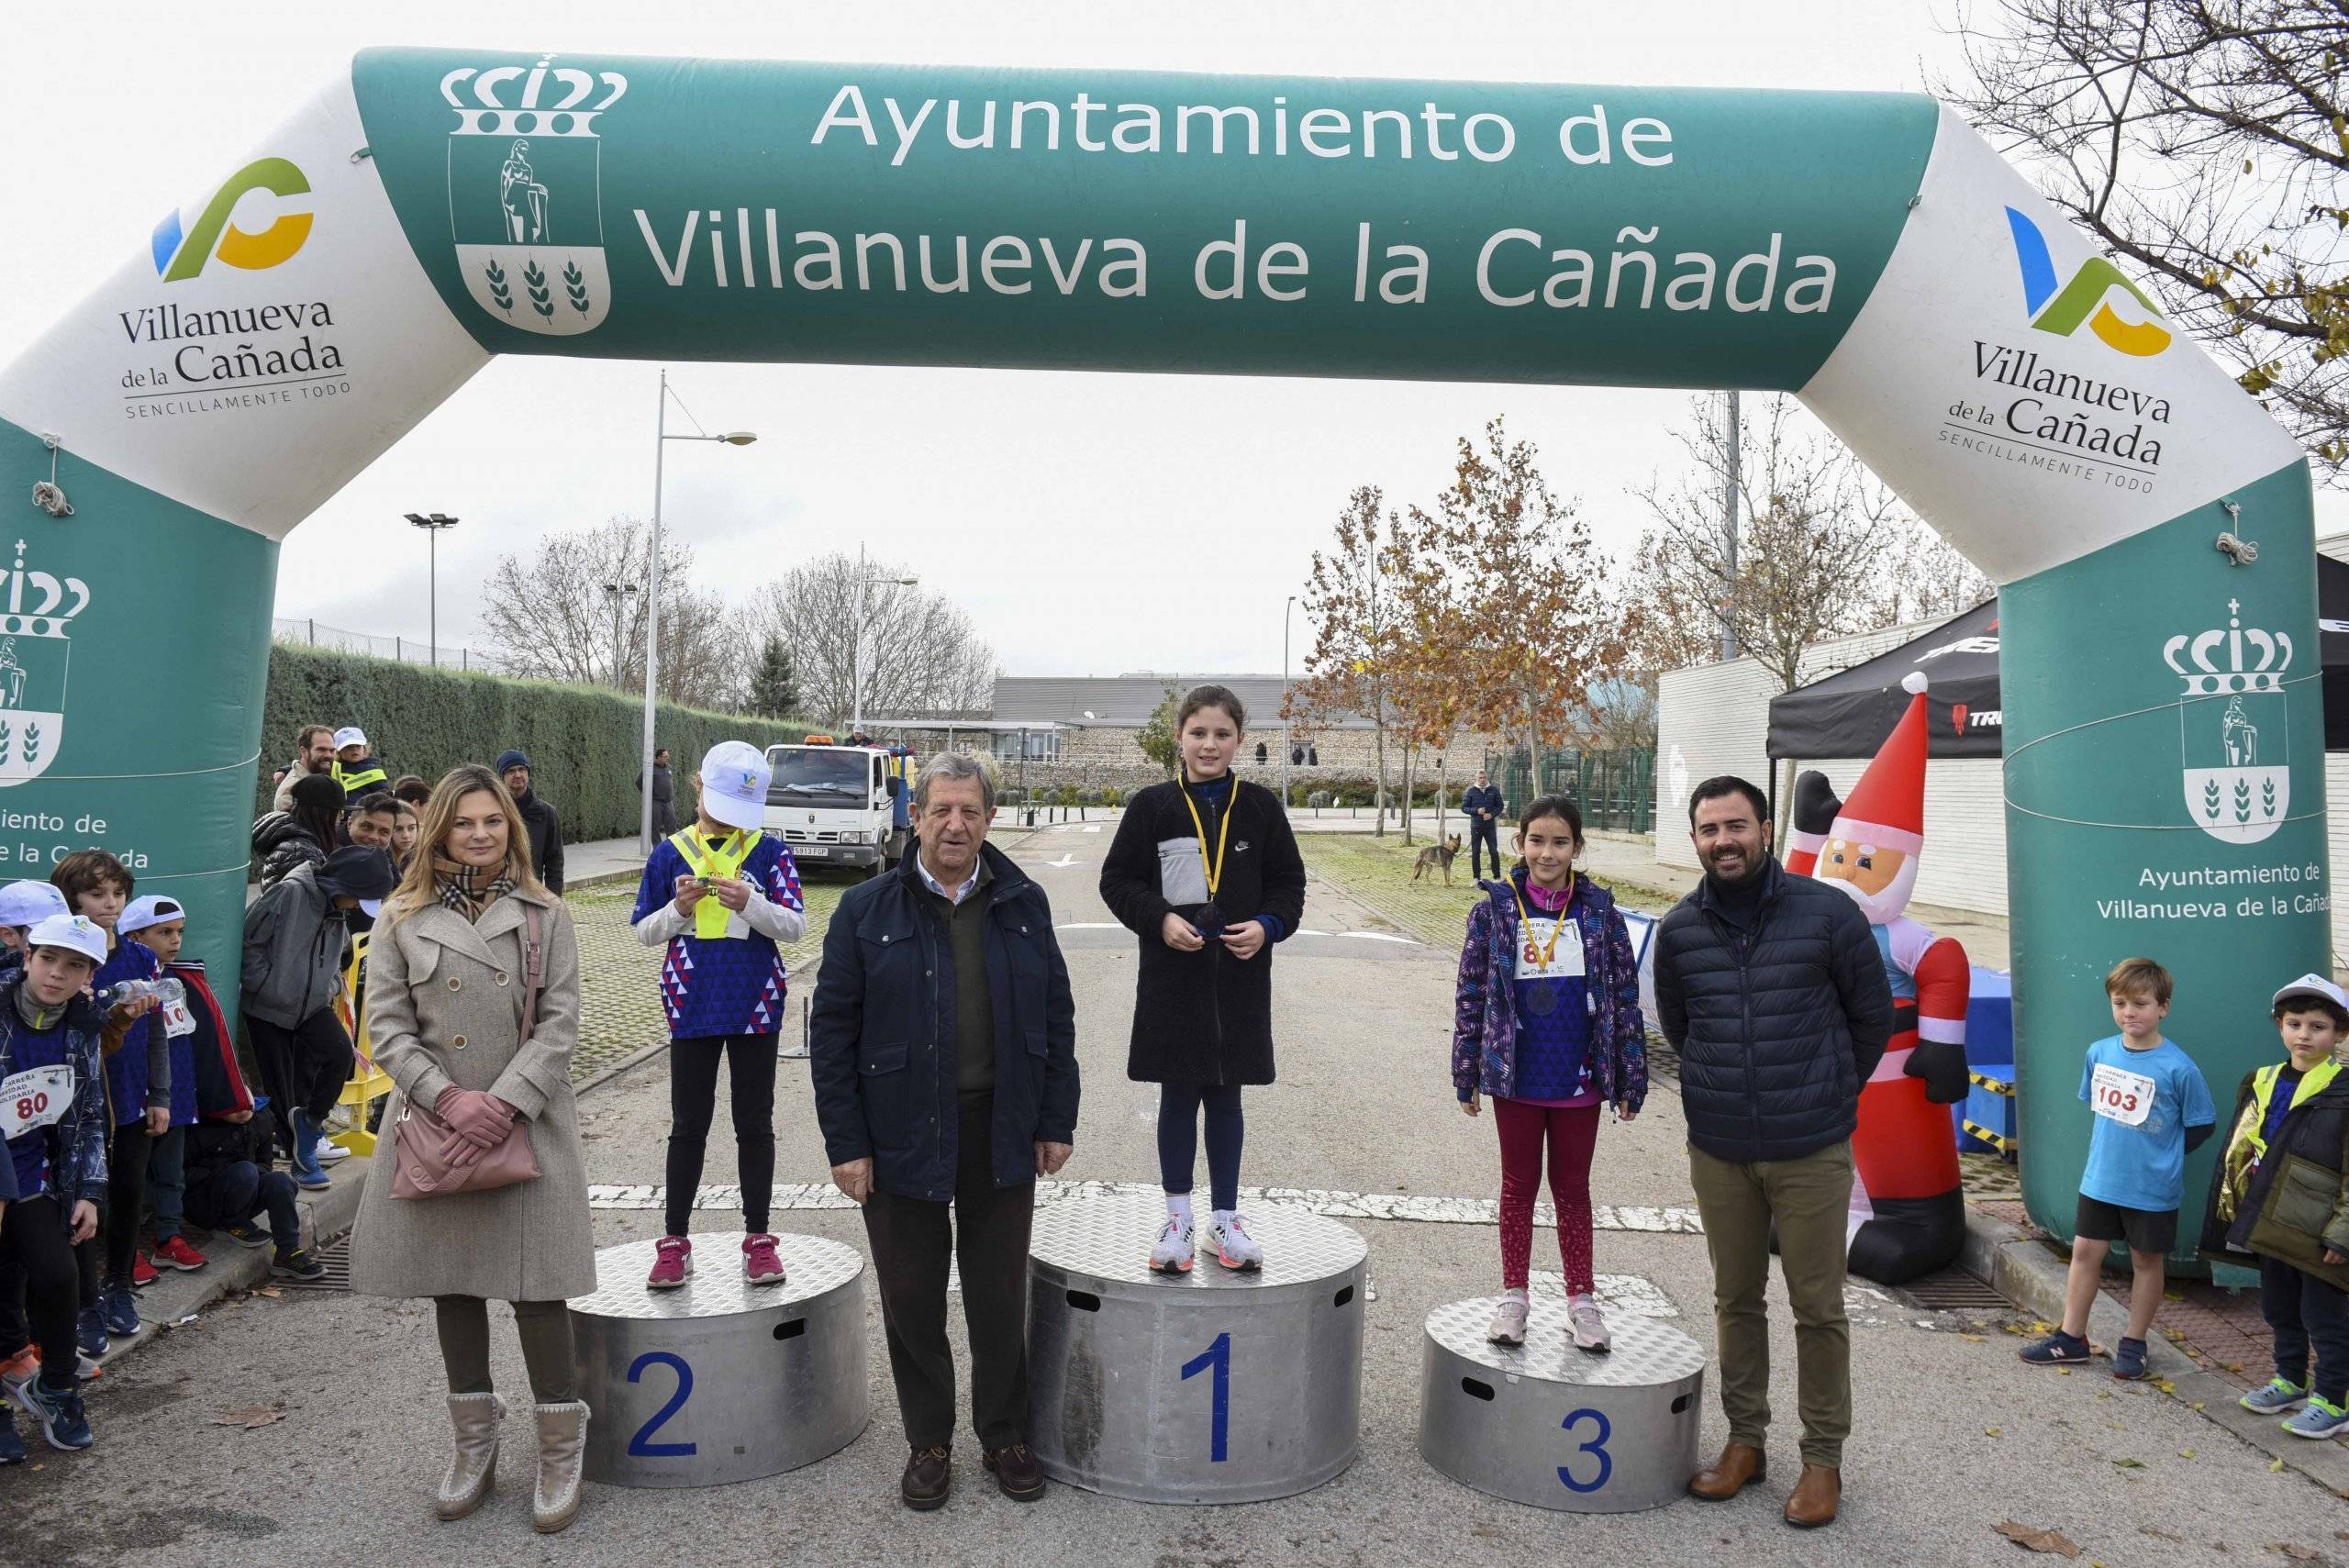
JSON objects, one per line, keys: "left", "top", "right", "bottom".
{"left": 1289, "top": 486, "right": 1398, "bottom": 836}
{"left": 1943, "top": 0, "right": 2349, "bottom": 471}
{"left": 483, "top": 516, "right": 744, "bottom": 709}
{"left": 743, "top": 552, "right": 997, "bottom": 728}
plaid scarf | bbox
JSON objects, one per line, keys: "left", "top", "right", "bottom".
{"left": 432, "top": 851, "right": 516, "bottom": 922}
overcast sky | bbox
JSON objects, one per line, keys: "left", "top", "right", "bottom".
{"left": 6, "top": 4, "right": 2329, "bottom": 679}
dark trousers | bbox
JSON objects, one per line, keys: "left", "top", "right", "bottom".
{"left": 0, "top": 1196, "right": 81, "bottom": 1389}
{"left": 2261, "top": 1255, "right": 2349, "bottom": 1405}
{"left": 97, "top": 1119, "right": 150, "bottom": 1285}
{"left": 147, "top": 1123, "right": 187, "bottom": 1240}
{"left": 1158, "top": 1084, "right": 1245, "bottom": 1212}
{"left": 651, "top": 800, "right": 679, "bottom": 839}
{"left": 186, "top": 1162, "right": 302, "bottom": 1253}
{"left": 246, "top": 1010, "right": 354, "bottom": 1155}
{"left": 861, "top": 1093, "right": 1034, "bottom": 1451}
{"left": 1471, "top": 818, "right": 1503, "bottom": 880}
{"left": 665, "top": 1033, "right": 779, "bottom": 1235}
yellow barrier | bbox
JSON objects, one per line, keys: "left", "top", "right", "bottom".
{"left": 330, "top": 932, "right": 394, "bottom": 1156}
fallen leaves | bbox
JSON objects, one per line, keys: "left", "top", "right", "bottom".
{"left": 2269, "top": 1546, "right": 2321, "bottom": 1562}
{"left": 1996, "top": 1520, "right": 2084, "bottom": 1557}
{"left": 1987, "top": 1426, "right": 2004, "bottom": 1438}
{"left": 2112, "top": 1457, "right": 2147, "bottom": 1469}
{"left": 209, "top": 1402, "right": 286, "bottom": 1430}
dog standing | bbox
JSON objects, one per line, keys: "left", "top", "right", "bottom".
{"left": 1411, "top": 833, "right": 1465, "bottom": 885}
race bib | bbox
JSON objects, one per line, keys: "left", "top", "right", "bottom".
{"left": 0, "top": 1064, "right": 74, "bottom": 1140}
{"left": 2090, "top": 1062, "right": 2155, "bottom": 1128}
{"left": 161, "top": 998, "right": 197, "bottom": 1039}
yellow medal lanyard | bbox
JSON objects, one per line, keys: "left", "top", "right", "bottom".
{"left": 1176, "top": 777, "right": 1233, "bottom": 906}
{"left": 1513, "top": 873, "right": 1575, "bottom": 968}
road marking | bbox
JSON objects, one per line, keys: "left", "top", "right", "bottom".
{"left": 1084, "top": 826, "right": 1101, "bottom": 833}
{"left": 1044, "top": 854, "right": 1081, "bottom": 868}
{"left": 584, "top": 1178, "right": 1704, "bottom": 1233}
{"left": 1341, "top": 930, "right": 1420, "bottom": 946}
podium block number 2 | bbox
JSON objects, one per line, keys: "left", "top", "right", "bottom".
{"left": 627, "top": 1351, "right": 697, "bottom": 1458}
{"left": 1180, "top": 1331, "right": 1231, "bottom": 1462}
{"left": 1556, "top": 1407, "right": 1612, "bottom": 1494}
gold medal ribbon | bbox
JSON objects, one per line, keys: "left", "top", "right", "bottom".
{"left": 1513, "top": 873, "right": 1575, "bottom": 968}
{"left": 1176, "top": 775, "right": 1234, "bottom": 902}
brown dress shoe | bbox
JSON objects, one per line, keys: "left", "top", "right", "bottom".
{"left": 1687, "top": 1440, "right": 1766, "bottom": 1500}
{"left": 1783, "top": 1463, "right": 1841, "bottom": 1529}
{"left": 901, "top": 1445, "right": 952, "bottom": 1511}
{"left": 984, "top": 1440, "right": 1047, "bottom": 1502}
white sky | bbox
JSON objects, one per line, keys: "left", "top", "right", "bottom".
{"left": 6, "top": 3, "right": 2334, "bottom": 677}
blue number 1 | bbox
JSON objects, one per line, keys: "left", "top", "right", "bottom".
{"left": 1557, "top": 1407, "right": 1612, "bottom": 1494}
{"left": 627, "top": 1351, "right": 697, "bottom": 1457}
{"left": 1180, "top": 1331, "right": 1231, "bottom": 1462}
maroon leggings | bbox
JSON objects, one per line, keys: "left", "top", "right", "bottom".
{"left": 1493, "top": 1097, "right": 1600, "bottom": 1294}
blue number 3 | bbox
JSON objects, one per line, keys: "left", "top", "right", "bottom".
{"left": 1557, "top": 1407, "right": 1612, "bottom": 1494}
{"left": 627, "top": 1351, "right": 697, "bottom": 1458}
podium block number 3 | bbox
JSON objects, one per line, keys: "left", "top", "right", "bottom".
{"left": 1557, "top": 1407, "right": 1612, "bottom": 1494}
{"left": 627, "top": 1351, "right": 698, "bottom": 1458}
{"left": 1180, "top": 1331, "right": 1231, "bottom": 1463}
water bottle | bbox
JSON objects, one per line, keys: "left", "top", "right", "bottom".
{"left": 100, "top": 976, "right": 185, "bottom": 1010}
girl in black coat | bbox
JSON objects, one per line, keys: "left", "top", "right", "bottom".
{"left": 1100, "top": 685, "right": 1306, "bottom": 1273}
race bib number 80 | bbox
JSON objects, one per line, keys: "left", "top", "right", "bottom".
{"left": 2090, "top": 1062, "right": 2155, "bottom": 1128}
{"left": 0, "top": 1064, "right": 74, "bottom": 1140}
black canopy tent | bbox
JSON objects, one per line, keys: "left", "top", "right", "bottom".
{"left": 1765, "top": 556, "right": 2349, "bottom": 763}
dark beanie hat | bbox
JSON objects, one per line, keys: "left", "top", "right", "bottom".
{"left": 495, "top": 750, "right": 531, "bottom": 776}
{"left": 317, "top": 846, "right": 398, "bottom": 901}
{"left": 289, "top": 773, "right": 347, "bottom": 812}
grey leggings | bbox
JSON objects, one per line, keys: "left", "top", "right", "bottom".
{"left": 434, "top": 1296, "right": 577, "bottom": 1404}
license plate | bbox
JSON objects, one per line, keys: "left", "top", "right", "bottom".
{"left": 796, "top": 844, "right": 829, "bottom": 858}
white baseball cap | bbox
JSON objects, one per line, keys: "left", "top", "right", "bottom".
{"left": 2273, "top": 973, "right": 2349, "bottom": 1014}
{"left": 0, "top": 880, "right": 68, "bottom": 930}
{"left": 698, "top": 740, "right": 771, "bottom": 833}
{"left": 28, "top": 913, "right": 106, "bottom": 966}
{"left": 333, "top": 726, "right": 368, "bottom": 750}
{"left": 119, "top": 895, "right": 185, "bottom": 936}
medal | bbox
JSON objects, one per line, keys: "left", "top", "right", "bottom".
{"left": 1524, "top": 984, "right": 1559, "bottom": 1017}
{"left": 1512, "top": 873, "right": 1575, "bottom": 972}
{"left": 1196, "top": 903, "right": 1226, "bottom": 938}
{"left": 1176, "top": 775, "right": 1235, "bottom": 929}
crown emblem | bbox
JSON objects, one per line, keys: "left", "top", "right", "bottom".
{"left": 2162, "top": 599, "right": 2292, "bottom": 696}
{"left": 439, "top": 58, "right": 629, "bottom": 139}
{"left": 2, "top": 541, "right": 90, "bottom": 641}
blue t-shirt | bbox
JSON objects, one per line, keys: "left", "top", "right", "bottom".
{"left": 2077, "top": 1034, "right": 2216, "bottom": 1212}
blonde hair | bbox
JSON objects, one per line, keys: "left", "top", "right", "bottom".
{"left": 382, "top": 763, "right": 542, "bottom": 919}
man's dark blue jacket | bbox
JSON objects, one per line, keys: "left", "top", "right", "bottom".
{"left": 810, "top": 840, "right": 1080, "bottom": 1201}
{"left": 1463, "top": 784, "right": 1504, "bottom": 827}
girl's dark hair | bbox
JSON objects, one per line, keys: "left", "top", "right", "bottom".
{"left": 287, "top": 773, "right": 347, "bottom": 852}
{"left": 1518, "top": 794, "right": 1585, "bottom": 842}
{"left": 1176, "top": 684, "right": 1247, "bottom": 733}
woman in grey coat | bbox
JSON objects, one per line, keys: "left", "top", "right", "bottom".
{"left": 351, "top": 763, "right": 596, "bottom": 1534}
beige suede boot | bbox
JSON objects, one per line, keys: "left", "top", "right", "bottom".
{"left": 530, "top": 1400, "right": 591, "bottom": 1533}
{"left": 435, "top": 1393, "right": 505, "bottom": 1521}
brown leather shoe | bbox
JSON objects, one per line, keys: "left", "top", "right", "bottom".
{"left": 1783, "top": 1463, "right": 1841, "bottom": 1529}
{"left": 1687, "top": 1440, "right": 1766, "bottom": 1500}
{"left": 984, "top": 1440, "right": 1047, "bottom": 1501}
{"left": 901, "top": 1445, "right": 951, "bottom": 1511}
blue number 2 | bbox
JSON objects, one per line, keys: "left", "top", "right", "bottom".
{"left": 1557, "top": 1407, "right": 1612, "bottom": 1494}
{"left": 627, "top": 1351, "right": 697, "bottom": 1457}
{"left": 1180, "top": 1331, "right": 1231, "bottom": 1462}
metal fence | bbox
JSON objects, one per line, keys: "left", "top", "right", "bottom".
{"left": 273, "top": 617, "right": 493, "bottom": 672}
{"left": 1489, "top": 746, "right": 1654, "bottom": 835}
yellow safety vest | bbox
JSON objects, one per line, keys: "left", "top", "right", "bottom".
{"left": 2221, "top": 1056, "right": 2341, "bottom": 1219}
{"left": 334, "top": 761, "right": 387, "bottom": 794}
{"left": 669, "top": 827, "right": 763, "bottom": 940}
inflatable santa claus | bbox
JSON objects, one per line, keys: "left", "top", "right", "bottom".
{"left": 1785, "top": 670, "right": 1973, "bottom": 1285}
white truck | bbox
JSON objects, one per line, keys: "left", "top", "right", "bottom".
{"left": 761, "top": 742, "right": 910, "bottom": 877}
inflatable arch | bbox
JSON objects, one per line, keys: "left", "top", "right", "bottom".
{"left": 0, "top": 50, "right": 2323, "bottom": 1248}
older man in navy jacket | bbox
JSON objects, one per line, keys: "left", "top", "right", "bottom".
{"left": 810, "top": 751, "right": 1079, "bottom": 1512}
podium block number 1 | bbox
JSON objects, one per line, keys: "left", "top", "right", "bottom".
{"left": 1181, "top": 1331, "right": 1231, "bottom": 1462}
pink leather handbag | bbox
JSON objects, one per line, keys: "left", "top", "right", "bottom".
{"left": 390, "top": 904, "right": 544, "bottom": 1200}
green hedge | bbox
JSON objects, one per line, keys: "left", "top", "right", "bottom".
{"left": 259, "top": 644, "right": 809, "bottom": 842}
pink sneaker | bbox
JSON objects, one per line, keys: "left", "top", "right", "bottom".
{"left": 742, "top": 1233, "right": 787, "bottom": 1287}
{"left": 646, "top": 1235, "right": 693, "bottom": 1290}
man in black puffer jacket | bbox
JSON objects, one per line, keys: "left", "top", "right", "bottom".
{"left": 1654, "top": 774, "right": 1892, "bottom": 1530}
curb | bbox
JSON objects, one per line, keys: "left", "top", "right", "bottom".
{"left": 1961, "top": 1204, "right": 2349, "bottom": 1494}
{"left": 96, "top": 1154, "right": 372, "bottom": 1367}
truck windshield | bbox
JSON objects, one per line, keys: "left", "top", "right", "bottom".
{"left": 765, "top": 749, "right": 868, "bottom": 803}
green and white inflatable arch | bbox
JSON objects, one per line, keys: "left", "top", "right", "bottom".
{"left": 0, "top": 50, "right": 2321, "bottom": 1244}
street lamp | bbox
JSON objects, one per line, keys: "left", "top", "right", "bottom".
{"left": 641, "top": 367, "right": 757, "bottom": 852}
{"left": 851, "top": 541, "right": 918, "bottom": 735}
{"left": 1281, "top": 594, "right": 1299, "bottom": 810}
{"left": 601, "top": 581, "right": 640, "bottom": 688}
{"left": 404, "top": 512, "right": 459, "bottom": 666}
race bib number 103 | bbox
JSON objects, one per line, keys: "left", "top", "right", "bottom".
{"left": 2090, "top": 1062, "right": 2155, "bottom": 1129}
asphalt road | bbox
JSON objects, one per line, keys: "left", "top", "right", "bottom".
{"left": 8, "top": 823, "right": 2344, "bottom": 1566}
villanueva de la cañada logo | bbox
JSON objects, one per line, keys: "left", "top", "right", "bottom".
{"left": 0, "top": 542, "right": 89, "bottom": 789}
{"left": 2003, "top": 206, "right": 2172, "bottom": 358}
{"left": 442, "top": 56, "right": 627, "bottom": 335}
{"left": 150, "top": 159, "right": 313, "bottom": 280}
{"left": 2166, "top": 599, "right": 2291, "bottom": 844}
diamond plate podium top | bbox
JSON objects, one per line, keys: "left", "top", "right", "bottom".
{"left": 570, "top": 1232, "right": 863, "bottom": 1320}
{"left": 1030, "top": 1192, "right": 1366, "bottom": 1290}
{"left": 1425, "top": 1296, "right": 1707, "bottom": 1387}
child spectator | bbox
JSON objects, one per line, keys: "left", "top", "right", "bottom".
{"left": 240, "top": 846, "right": 395, "bottom": 1188}
{"left": 0, "top": 882, "right": 68, "bottom": 971}
{"left": 2021, "top": 957, "right": 2216, "bottom": 1378}
{"left": 0, "top": 915, "right": 154, "bottom": 1451}
{"left": 52, "top": 850, "right": 166, "bottom": 1352}
{"left": 119, "top": 896, "right": 206, "bottom": 1278}
{"left": 387, "top": 796, "right": 422, "bottom": 871}
{"left": 253, "top": 774, "right": 344, "bottom": 890}
{"left": 2202, "top": 973, "right": 2349, "bottom": 1438}
{"left": 391, "top": 775, "right": 432, "bottom": 810}
{"left": 181, "top": 1001, "right": 321, "bottom": 1280}
{"left": 331, "top": 728, "right": 391, "bottom": 801}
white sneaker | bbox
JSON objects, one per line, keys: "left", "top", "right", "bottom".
{"left": 1208, "top": 1213, "right": 1263, "bottom": 1272}
{"left": 1567, "top": 1294, "right": 1611, "bottom": 1353}
{"left": 1486, "top": 1296, "right": 1529, "bottom": 1345}
{"left": 316, "top": 1139, "right": 351, "bottom": 1164}
{"left": 1149, "top": 1216, "right": 1196, "bottom": 1274}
